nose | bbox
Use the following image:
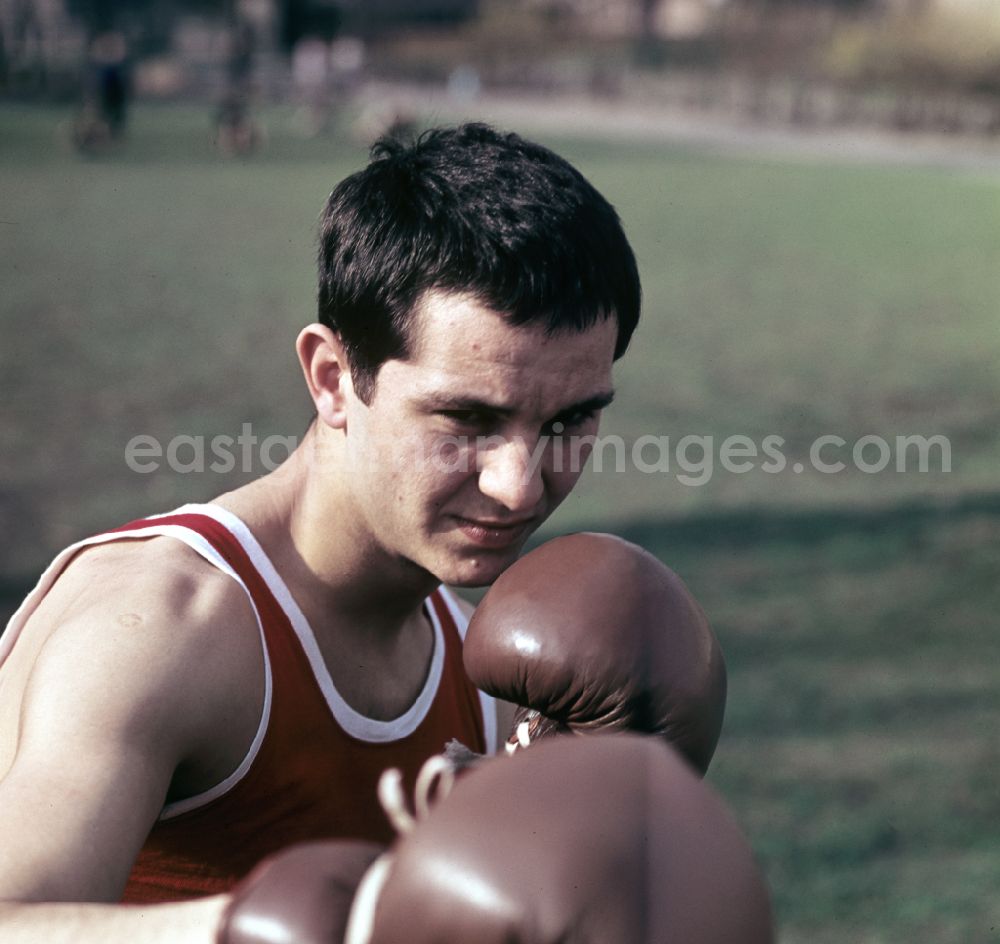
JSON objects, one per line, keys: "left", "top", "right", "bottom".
{"left": 476, "top": 436, "right": 545, "bottom": 514}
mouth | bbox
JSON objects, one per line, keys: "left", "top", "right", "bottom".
{"left": 452, "top": 516, "right": 536, "bottom": 550}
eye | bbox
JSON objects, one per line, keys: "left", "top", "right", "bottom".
{"left": 547, "top": 409, "right": 598, "bottom": 434}
{"left": 440, "top": 410, "right": 495, "bottom": 431}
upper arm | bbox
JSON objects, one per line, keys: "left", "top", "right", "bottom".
{"left": 0, "top": 622, "right": 180, "bottom": 901}
{"left": 0, "top": 542, "right": 258, "bottom": 903}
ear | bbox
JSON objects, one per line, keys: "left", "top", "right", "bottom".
{"left": 296, "top": 324, "right": 354, "bottom": 429}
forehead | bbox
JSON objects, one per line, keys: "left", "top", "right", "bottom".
{"left": 382, "top": 290, "right": 617, "bottom": 408}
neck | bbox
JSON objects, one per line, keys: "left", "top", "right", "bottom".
{"left": 216, "top": 424, "right": 439, "bottom": 640}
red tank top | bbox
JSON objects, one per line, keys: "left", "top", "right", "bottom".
{"left": 0, "top": 504, "right": 493, "bottom": 903}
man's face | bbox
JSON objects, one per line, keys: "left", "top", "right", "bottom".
{"left": 340, "top": 290, "right": 618, "bottom": 587}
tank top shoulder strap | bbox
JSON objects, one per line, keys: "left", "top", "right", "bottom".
{"left": 1, "top": 504, "right": 268, "bottom": 669}
{"left": 428, "top": 585, "right": 497, "bottom": 753}
{"left": 2, "top": 505, "right": 496, "bottom": 755}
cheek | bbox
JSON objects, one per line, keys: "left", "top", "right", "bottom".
{"left": 548, "top": 465, "right": 585, "bottom": 503}
{"left": 391, "top": 433, "right": 478, "bottom": 511}
{"left": 349, "top": 422, "right": 422, "bottom": 508}
{"left": 364, "top": 421, "right": 422, "bottom": 472}
{"left": 538, "top": 442, "right": 583, "bottom": 496}
{"left": 550, "top": 427, "right": 597, "bottom": 475}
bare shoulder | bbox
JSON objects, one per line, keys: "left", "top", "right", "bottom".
{"left": 0, "top": 537, "right": 264, "bottom": 901}
{"left": 2, "top": 536, "right": 263, "bottom": 778}
{"left": 41, "top": 533, "right": 259, "bottom": 700}
{"left": 41, "top": 536, "right": 248, "bottom": 628}
{"left": 20, "top": 536, "right": 256, "bottom": 665}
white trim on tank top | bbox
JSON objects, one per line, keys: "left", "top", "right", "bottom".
{"left": 162, "top": 503, "right": 448, "bottom": 746}
{"left": 0, "top": 503, "right": 492, "bottom": 817}
{"left": 436, "top": 583, "right": 497, "bottom": 754}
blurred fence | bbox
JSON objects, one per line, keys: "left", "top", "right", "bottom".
{"left": 2, "top": 0, "right": 1000, "bottom": 136}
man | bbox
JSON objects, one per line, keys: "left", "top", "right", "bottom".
{"left": 0, "top": 123, "right": 641, "bottom": 941}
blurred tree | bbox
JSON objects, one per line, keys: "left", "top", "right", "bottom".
{"left": 53, "top": 0, "right": 480, "bottom": 54}
{"left": 280, "top": 0, "right": 341, "bottom": 51}
{"left": 64, "top": 0, "right": 229, "bottom": 49}
{"left": 280, "top": 0, "right": 479, "bottom": 50}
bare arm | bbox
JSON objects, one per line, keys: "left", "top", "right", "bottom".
{"left": 0, "top": 541, "right": 262, "bottom": 942}
{"left": 0, "top": 896, "right": 227, "bottom": 944}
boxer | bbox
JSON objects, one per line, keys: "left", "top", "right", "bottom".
{"left": 0, "top": 123, "right": 644, "bottom": 942}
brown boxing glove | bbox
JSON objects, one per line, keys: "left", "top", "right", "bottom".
{"left": 464, "top": 532, "right": 727, "bottom": 773}
{"left": 350, "top": 734, "right": 773, "bottom": 944}
{"left": 217, "top": 840, "right": 384, "bottom": 944}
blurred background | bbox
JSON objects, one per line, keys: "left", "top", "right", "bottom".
{"left": 1, "top": 0, "right": 999, "bottom": 940}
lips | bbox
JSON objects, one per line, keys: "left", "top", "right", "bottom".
{"left": 454, "top": 516, "right": 535, "bottom": 549}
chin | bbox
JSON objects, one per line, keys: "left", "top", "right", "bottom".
{"left": 446, "top": 571, "right": 502, "bottom": 589}
{"left": 434, "top": 547, "right": 523, "bottom": 588}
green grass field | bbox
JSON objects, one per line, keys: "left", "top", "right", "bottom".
{"left": 2, "top": 101, "right": 999, "bottom": 941}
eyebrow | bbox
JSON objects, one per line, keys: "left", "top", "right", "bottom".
{"left": 414, "top": 390, "right": 616, "bottom": 418}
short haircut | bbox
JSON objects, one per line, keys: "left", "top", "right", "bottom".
{"left": 317, "top": 122, "right": 641, "bottom": 403}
